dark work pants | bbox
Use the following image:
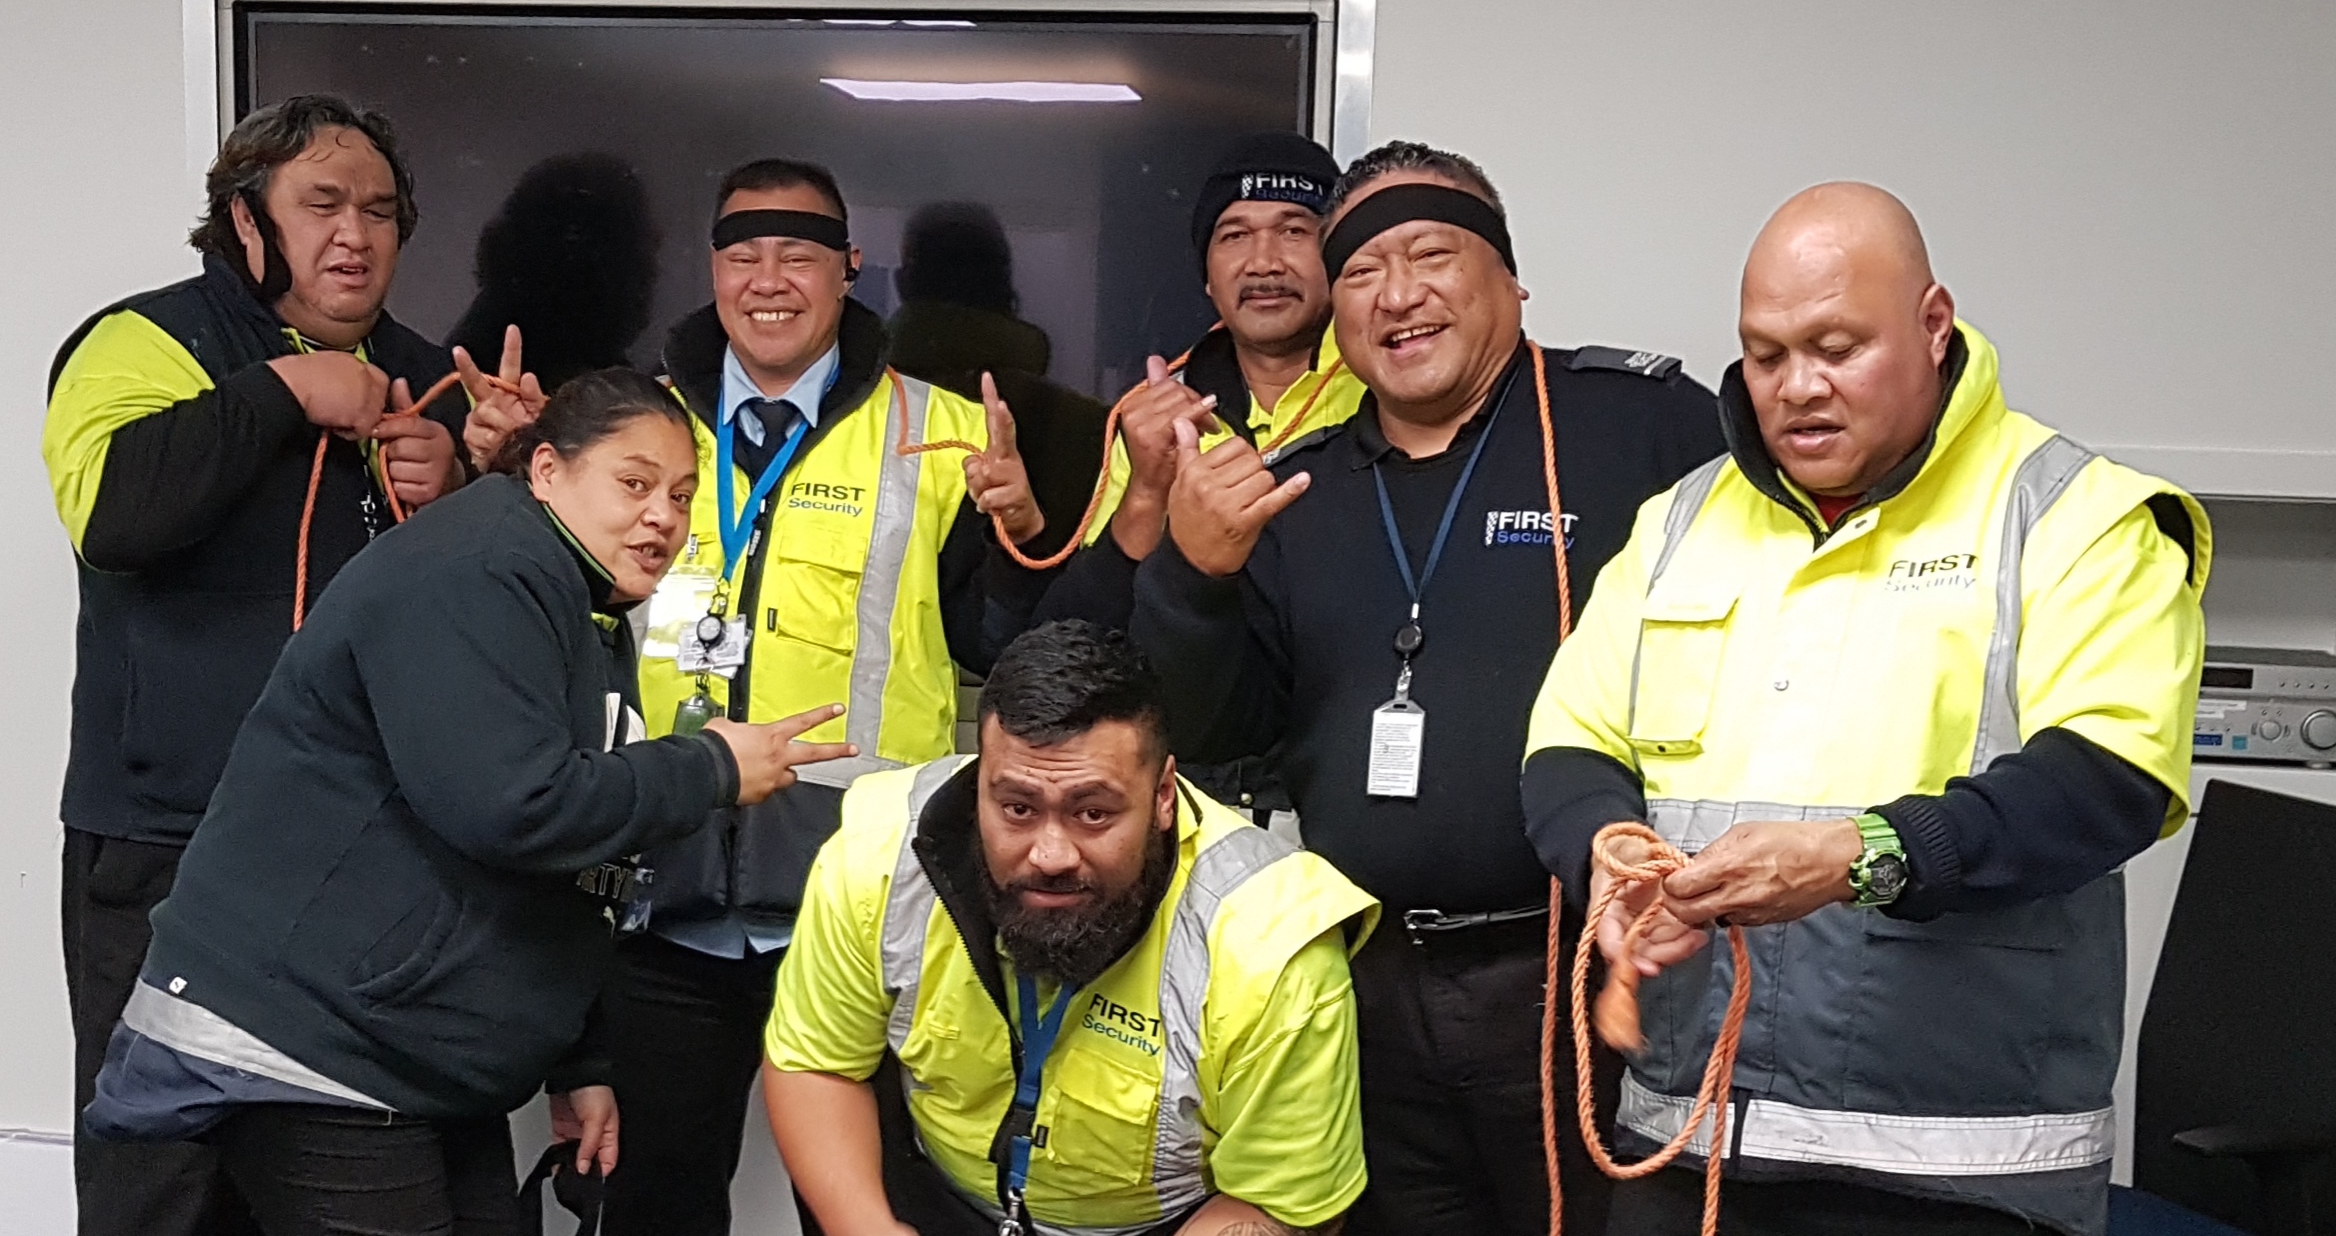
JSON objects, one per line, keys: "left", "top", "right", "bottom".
{"left": 1606, "top": 1168, "right": 2044, "bottom": 1235}
{"left": 600, "top": 933, "right": 788, "bottom": 1236}
{"left": 1344, "top": 912, "right": 1621, "bottom": 1236}
{"left": 62, "top": 827, "right": 259, "bottom": 1236}
{"left": 215, "top": 1104, "right": 519, "bottom": 1236}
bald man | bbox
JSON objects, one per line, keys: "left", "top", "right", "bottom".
{"left": 1523, "top": 183, "right": 2210, "bottom": 1236}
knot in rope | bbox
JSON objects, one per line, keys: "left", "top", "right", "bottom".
{"left": 1541, "top": 822, "right": 1753, "bottom": 1236}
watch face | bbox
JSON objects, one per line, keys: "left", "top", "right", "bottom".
{"left": 1869, "top": 853, "right": 1910, "bottom": 901}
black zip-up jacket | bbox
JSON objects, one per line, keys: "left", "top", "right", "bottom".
{"left": 46, "top": 256, "right": 459, "bottom": 844}
{"left": 142, "top": 475, "right": 740, "bottom": 1118}
{"left": 644, "top": 300, "right": 1061, "bottom": 929}
{"left": 1131, "top": 341, "right": 1725, "bottom": 912}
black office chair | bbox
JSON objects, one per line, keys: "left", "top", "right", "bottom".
{"left": 2133, "top": 779, "right": 2336, "bottom": 1236}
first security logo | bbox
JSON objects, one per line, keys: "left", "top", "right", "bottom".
{"left": 1081, "top": 994, "right": 1163, "bottom": 1057}
{"left": 1485, "top": 509, "right": 1577, "bottom": 548}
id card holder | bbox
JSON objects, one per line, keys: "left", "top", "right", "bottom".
{"left": 677, "top": 615, "right": 751, "bottom": 678}
{"left": 1367, "top": 696, "right": 1427, "bottom": 798}
{"left": 643, "top": 565, "right": 720, "bottom": 661}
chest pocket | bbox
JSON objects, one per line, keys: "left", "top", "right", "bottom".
{"left": 759, "top": 518, "right": 871, "bottom": 654}
{"left": 1035, "top": 1041, "right": 1160, "bottom": 1191}
{"left": 1628, "top": 583, "right": 1740, "bottom": 757}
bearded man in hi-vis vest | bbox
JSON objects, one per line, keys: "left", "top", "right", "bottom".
{"left": 1525, "top": 183, "right": 2208, "bottom": 1236}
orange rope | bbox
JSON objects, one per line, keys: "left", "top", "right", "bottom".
{"left": 893, "top": 346, "right": 1344, "bottom": 571}
{"left": 1533, "top": 335, "right": 1750, "bottom": 1236}
{"left": 292, "top": 368, "right": 501, "bottom": 630}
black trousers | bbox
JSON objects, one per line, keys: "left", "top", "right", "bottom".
{"left": 215, "top": 1104, "right": 519, "bottom": 1236}
{"left": 1606, "top": 1168, "right": 2045, "bottom": 1235}
{"left": 600, "top": 933, "right": 788, "bottom": 1236}
{"left": 62, "top": 827, "right": 260, "bottom": 1236}
{"left": 1343, "top": 911, "right": 1621, "bottom": 1236}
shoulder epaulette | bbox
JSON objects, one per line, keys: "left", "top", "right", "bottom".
{"left": 1567, "top": 345, "right": 1682, "bottom": 381}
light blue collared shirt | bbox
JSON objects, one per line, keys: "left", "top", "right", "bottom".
{"left": 719, "top": 342, "right": 839, "bottom": 445}
{"left": 653, "top": 342, "right": 839, "bottom": 960}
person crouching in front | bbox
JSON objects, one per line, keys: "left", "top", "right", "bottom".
{"left": 765, "top": 620, "right": 1378, "bottom": 1236}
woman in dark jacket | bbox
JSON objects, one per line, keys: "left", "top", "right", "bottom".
{"left": 85, "top": 369, "right": 851, "bottom": 1234}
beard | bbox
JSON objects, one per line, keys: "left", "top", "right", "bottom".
{"left": 984, "top": 824, "right": 1178, "bottom": 992}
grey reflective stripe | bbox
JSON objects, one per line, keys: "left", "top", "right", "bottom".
{"left": 1150, "top": 823, "right": 1298, "bottom": 1214}
{"left": 1620, "top": 1072, "right": 2113, "bottom": 1176}
{"left": 1646, "top": 798, "right": 1867, "bottom": 855}
{"left": 962, "top": 1196, "right": 1168, "bottom": 1236}
{"left": 1627, "top": 457, "right": 1729, "bottom": 734}
{"left": 1970, "top": 435, "right": 2095, "bottom": 774}
{"left": 799, "top": 374, "right": 934, "bottom": 790}
{"left": 881, "top": 756, "right": 971, "bottom": 1054}
{"left": 121, "top": 981, "right": 387, "bottom": 1109}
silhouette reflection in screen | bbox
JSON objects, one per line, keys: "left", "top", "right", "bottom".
{"left": 447, "top": 153, "right": 661, "bottom": 391}
{"left": 886, "top": 201, "right": 1109, "bottom": 542}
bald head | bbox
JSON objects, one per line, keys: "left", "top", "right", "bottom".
{"left": 1736, "top": 182, "right": 1957, "bottom": 500}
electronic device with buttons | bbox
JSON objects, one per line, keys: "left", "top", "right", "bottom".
{"left": 2192, "top": 646, "right": 2336, "bottom": 767}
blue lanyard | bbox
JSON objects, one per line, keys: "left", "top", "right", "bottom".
{"left": 1372, "top": 398, "right": 1503, "bottom": 616}
{"left": 712, "top": 398, "right": 812, "bottom": 585}
{"left": 1004, "top": 970, "right": 1076, "bottom": 1207}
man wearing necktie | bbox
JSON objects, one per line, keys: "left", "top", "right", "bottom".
{"left": 468, "top": 156, "right": 1057, "bottom": 1235}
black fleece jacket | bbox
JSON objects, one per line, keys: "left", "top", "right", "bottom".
{"left": 142, "top": 475, "right": 739, "bottom": 1118}
{"left": 1521, "top": 335, "right": 2181, "bottom": 921}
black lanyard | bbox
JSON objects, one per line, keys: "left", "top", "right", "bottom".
{"left": 1371, "top": 395, "right": 1503, "bottom": 663}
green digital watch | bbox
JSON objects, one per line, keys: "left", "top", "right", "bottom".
{"left": 1848, "top": 812, "right": 1909, "bottom": 908}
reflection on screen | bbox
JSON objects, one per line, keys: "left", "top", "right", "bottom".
{"left": 241, "top": 10, "right": 1316, "bottom": 406}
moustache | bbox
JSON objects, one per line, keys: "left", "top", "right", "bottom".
{"left": 1005, "top": 874, "right": 1098, "bottom": 899}
{"left": 1238, "top": 282, "right": 1303, "bottom": 302}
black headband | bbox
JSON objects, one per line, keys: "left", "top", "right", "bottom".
{"left": 1322, "top": 182, "right": 1516, "bottom": 277}
{"left": 710, "top": 209, "right": 849, "bottom": 252}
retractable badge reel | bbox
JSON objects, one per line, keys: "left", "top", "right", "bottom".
{"left": 1367, "top": 608, "right": 1428, "bottom": 798}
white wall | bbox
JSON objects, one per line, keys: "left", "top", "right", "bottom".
{"left": 1371, "top": 0, "right": 2336, "bottom": 499}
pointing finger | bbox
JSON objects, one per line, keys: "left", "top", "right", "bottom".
{"left": 499, "top": 323, "right": 524, "bottom": 386}
{"left": 1247, "top": 471, "right": 1311, "bottom": 521}
{"left": 981, "top": 373, "right": 1017, "bottom": 458}
{"left": 1146, "top": 354, "right": 1172, "bottom": 386}
{"left": 781, "top": 740, "right": 860, "bottom": 768}
{"left": 764, "top": 702, "right": 845, "bottom": 744}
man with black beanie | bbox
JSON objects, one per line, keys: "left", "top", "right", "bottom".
{"left": 1036, "top": 132, "right": 1368, "bottom": 818}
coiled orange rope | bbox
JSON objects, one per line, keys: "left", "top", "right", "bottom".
{"left": 1533, "top": 334, "right": 1751, "bottom": 1236}
{"left": 892, "top": 348, "right": 1345, "bottom": 571}
{"left": 292, "top": 368, "right": 511, "bottom": 630}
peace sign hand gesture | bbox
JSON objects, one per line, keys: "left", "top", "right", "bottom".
{"left": 962, "top": 372, "right": 1046, "bottom": 546}
{"left": 455, "top": 324, "right": 549, "bottom": 472}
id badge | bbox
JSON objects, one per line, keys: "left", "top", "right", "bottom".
{"left": 677, "top": 615, "right": 751, "bottom": 677}
{"left": 1367, "top": 697, "right": 1427, "bottom": 798}
{"left": 643, "top": 566, "right": 719, "bottom": 660}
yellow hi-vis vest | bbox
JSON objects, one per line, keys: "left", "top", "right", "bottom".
{"left": 1525, "top": 323, "right": 2209, "bottom": 1234}
{"left": 1081, "top": 326, "right": 1366, "bottom": 545}
{"left": 638, "top": 371, "right": 984, "bottom": 784}
{"left": 766, "top": 757, "right": 1380, "bottom": 1234}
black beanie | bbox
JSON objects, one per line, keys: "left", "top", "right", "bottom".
{"left": 1190, "top": 131, "right": 1342, "bottom": 261}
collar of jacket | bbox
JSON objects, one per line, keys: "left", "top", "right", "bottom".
{"left": 1715, "top": 324, "right": 1984, "bottom": 543}
{"left": 660, "top": 297, "right": 891, "bottom": 434}
{"left": 1344, "top": 336, "right": 1527, "bottom": 471}
{"left": 1180, "top": 321, "right": 1333, "bottom": 447}
{"left": 523, "top": 476, "right": 638, "bottom": 619}
{"left": 906, "top": 757, "right": 1196, "bottom": 1049}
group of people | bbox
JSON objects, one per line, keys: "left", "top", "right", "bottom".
{"left": 42, "top": 89, "right": 2209, "bottom": 1236}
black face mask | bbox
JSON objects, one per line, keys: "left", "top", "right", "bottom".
{"left": 984, "top": 813, "right": 1178, "bottom": 992}
{"left": 238, "top": 188, "right": 294, "bottom": 304}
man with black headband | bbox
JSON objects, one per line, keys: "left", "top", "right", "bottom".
{"left": 459, "top": 157, "right": 1054, "bottom": 1236}
{"left": 1129, "top": 140, "right": 1726, "bottom": 1236}
{"left": 42, "top": 94, "right": 465, "bottom": 1236}
{"left": 765, "top": 621, "right": 1376, "bottom": 1236}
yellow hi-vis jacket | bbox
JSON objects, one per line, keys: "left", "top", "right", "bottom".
{"left": 638, "top": 368, "right": 984, "bottom": 782}
{"left": 766, "top": 757, "right": 1379, "bottom": 1234}
{"left": 1082, "top": 324, "right": 1365, "bottom": 544}
{"left": 1525, "top": 323, "right": 2207, "bottom": 1235}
